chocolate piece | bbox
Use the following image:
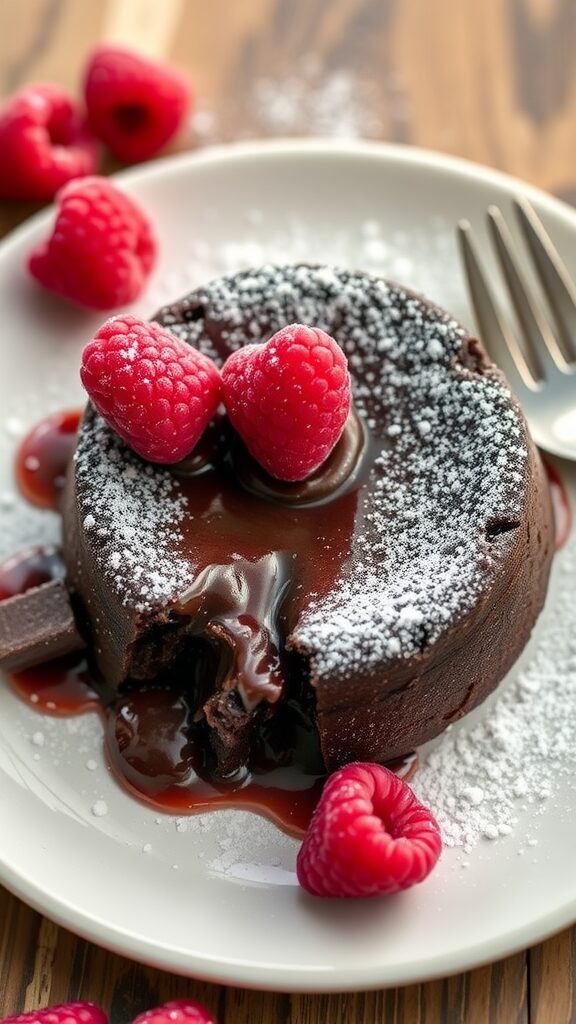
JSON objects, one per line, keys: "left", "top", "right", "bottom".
{"left": 0, "top": 579, "right": 85, "bottom": 672}
{"left": 62, "top": 264, "right": 554, "bottom": 776}
{"left": 204, "top": 688, "right": 255, "bottom": 777}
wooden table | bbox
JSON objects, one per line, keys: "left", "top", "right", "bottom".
{"left": 0, "top": 1, "right": 575, "bottom": 1021}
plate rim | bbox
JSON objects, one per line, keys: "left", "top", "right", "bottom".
{"left": 1, "top": 137, "right": 575, "bottom": 992}
{"left": 1, "top": 844, "right": 574, "bottom": 992}
{"left": 3, "top": 137, "right": 576, "bottom": 253}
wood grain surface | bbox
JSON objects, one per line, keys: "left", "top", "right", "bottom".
{"left": 0, "top": 1, "right": 575, "bottom": 1021}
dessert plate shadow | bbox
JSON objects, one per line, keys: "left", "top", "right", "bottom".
{"left": 0, "top": 139, "right": 575, "bottom": 992}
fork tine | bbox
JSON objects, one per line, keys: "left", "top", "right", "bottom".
{"left": 514, "top": 196, "right": 576, "bottom": 365}
{"left": 487, "top": 205, "right": 566, "bottom": 379}
{"left": 457, "top": 219, "right": 540, "bottom": 393}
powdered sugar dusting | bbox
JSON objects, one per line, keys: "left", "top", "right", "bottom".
{"left": 299, "top": 332, "right": 526, "bottom": 673}
{"left": 251, "top": 59, "right": 383, "bottom": 139}
{"left": 414, "top": 535, "right": 576, "bottom": 851}
{"left": 158, "top": 264, "right": 527, "bottom": 673}
{"left": 0, "top": 417, "right": 60, "bottom": 563}
{"left": 74, "top": 413, "right": 192, "bottom": 610}
{"left": 190, "top": 56, "right": 391, "bottom": 144}
{"left": 146, "top": 215, "right": 463, "bottom": 323}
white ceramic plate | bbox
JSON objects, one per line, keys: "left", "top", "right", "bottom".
{"left": 0, "top": 140, "right": 575, "bottom": 992}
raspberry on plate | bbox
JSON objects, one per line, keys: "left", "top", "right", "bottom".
{"left": 80, "top": 315, "right": 222, "bottom": 464}
{"left": 131, "top": 999, "right": 217, "bottom": 1024}
{"left": 84, "top": 46, "right": 191, "bottom": 163}
{"left": 297, "top": 763, "right": 442, "bottom": 898}
{"left": 221, "top": 323, "right": 351, "bottom": 481}
{"left": 0, "top": 84, "right": 98, "bottom": 201}
{"left": 28, "top": 176, "right": 156, "bottom": 310}
{"left": 0, "top": 1002, "right": 108, "bottom": 1024}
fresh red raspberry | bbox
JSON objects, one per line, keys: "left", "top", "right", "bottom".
{"left": 0, "top": 1001, "right": 108, "bottom": 1024}
{"left": 297, "top": 763, "right": 442, "bottom": 898}
{"left": 0, "top": 83, "right": 98, "bottom": 201}
{"left": 221, "top": 323, "right": 351, "bottom": 481}
{"left": 131, "top": 999, "right": 217, "bottom": 1024}
{"left": 80, "top": 315, "right": 222, "bottom": 464}
{"left": 28, "top": 176, "right": 156, "bottom": 310}
{"left": 84, "top": 46, "right": 191, "bottom": 163}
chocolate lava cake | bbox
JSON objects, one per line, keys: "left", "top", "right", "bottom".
{"left": 62, "top": 264, "right": 554, "bottom": 776}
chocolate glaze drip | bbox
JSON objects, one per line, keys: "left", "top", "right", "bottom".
{"left": 233, "top": 409, "right": 369, "bottom": 507}
{"left": 175, "top": 553, "right": 290, "bottom": 709}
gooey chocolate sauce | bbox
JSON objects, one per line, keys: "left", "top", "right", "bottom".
{"left": 132, "top": 410, "right": 370, "bottom": 736}
{"left": 5, "top": 409, "right": 391, "bottom": 835}
{"left": 2, "top": 409, "right": 571, "bottom": 835}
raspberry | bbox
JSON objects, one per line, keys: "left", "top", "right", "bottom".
{"left": 80, "top": 315, "right": 222, "bottom": 464}
{"left": 297, "top": 763, "right": 442, "bottom": 898}
{"left": 131, "top": 999, "right": 217, "bottom": 1024}
{"left": 84, "top": 46, "right": 191, "bottom": 163}
{"left": 0, "top": 1002, "right": 108, "bottom": 1024}
{"left": 28, "top": 176, "right": 156, "bottom": 310}
{"left": 221, "top": 324, "right": 351, "bottom": 481}
{"left": 0, "top": 84, "right": 98, "bottom": 201}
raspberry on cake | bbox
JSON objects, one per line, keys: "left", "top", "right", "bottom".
{"left": 61, "top": 264, "right": 554, "bottom": 786}
{"left": 80, "top": 316, "right": 222, "bottom": 464}
{"left": 222, "top": 323, "right": 351, "bottom": 481}
{"left": 28, "top": 177, "right": 156, "bottom": 309}
{"left": 0, "top": 84, "right": 98, "bottom": 201}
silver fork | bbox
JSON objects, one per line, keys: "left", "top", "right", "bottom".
{"left": 458, "top": 197, "right": 576, "bottom": 460}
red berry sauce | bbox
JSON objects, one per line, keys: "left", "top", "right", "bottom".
{"left": 544, "top": 459, "right": 572, "bottom": 551}
{"left": 16, "top": 409, "right": 81, "bottom": 510}
{"left": 12, "top": 652, "right": 100, "bottom": 716}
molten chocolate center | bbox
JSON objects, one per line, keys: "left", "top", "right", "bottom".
{"left": 155, "top": 409, "right": 371, "bottom": 718}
